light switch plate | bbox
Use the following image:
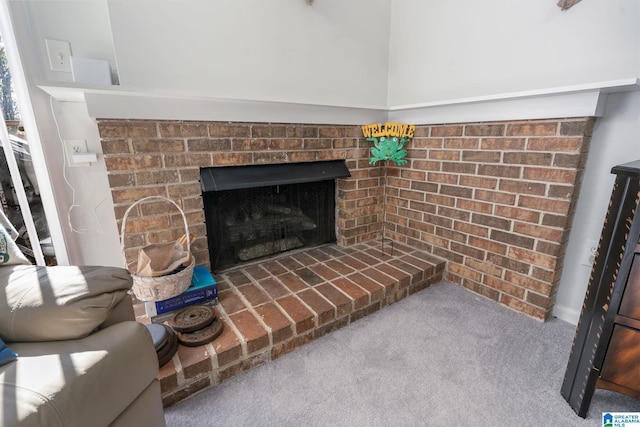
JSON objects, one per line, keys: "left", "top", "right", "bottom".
{"left": 45, "top": 39, "right": 72, "bottom": 72}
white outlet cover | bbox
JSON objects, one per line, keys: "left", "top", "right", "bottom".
{"left": 581, "top": 238, "right": 599, "bottom": 267}
{"left": 64, "top": 139, "right": 89, "bottom": 167}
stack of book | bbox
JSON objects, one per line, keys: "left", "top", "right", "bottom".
{"left": 144, "top": 265, "right": 218, "bottom": 323}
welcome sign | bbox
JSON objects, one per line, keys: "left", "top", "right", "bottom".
{"left": 361, "top": 121, "right": 415, "bottom": 166}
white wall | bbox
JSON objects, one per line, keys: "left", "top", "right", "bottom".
{"left": 553, "top": 91, "right": 640, "bottom": 324}
{"left": 23, "top": 0, "right": 117, "bottom": 84}
{"left": 48, "top": 100, "right": 123, "bottom": 265}
{"left": 388, "top": 0, "right": 640, "bottom": 106}
{"left": 108, "top": 0, "right": 391, "bottom": 108}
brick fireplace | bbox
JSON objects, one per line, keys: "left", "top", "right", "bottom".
{"left": 98, "top": 117, "right": 594, "bottom": 320}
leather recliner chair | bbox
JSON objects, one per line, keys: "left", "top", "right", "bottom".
{"left": 0, "top": 263, "right": 167, "bottom": 427}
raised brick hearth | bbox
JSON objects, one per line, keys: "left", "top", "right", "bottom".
{"left": 133, "top": 241, "right": 444, "bottom": 407}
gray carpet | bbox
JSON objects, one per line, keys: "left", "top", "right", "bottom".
{"left": 164, "top": 281, "right": 640, "bottom": 426}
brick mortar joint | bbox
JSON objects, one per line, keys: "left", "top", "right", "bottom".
{"left": 171, "top": 352, "right": 185, "bottom": 386}
{"left": 213, "top": 305, "right": 248, "bottom": 359}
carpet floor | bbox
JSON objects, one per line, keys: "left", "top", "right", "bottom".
{"left": 164, "top": 281, "right": 640, "bottom": 426}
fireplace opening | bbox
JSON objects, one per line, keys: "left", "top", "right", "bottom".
{"left": 201, "top": 161, "right": 350, "bottom": 272}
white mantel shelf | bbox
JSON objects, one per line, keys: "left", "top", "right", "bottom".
{"left": 36, "top": 81, "right": 389, "bottom": 125}
{"left": 37, "top": 78, "right": 639, "bottom": 125}
{"left": 389, "top": 78, "right": 639, "bottom": 125}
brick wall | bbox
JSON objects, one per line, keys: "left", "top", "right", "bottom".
{"left": 382, "top": 119, "right": 594, "bottom": 319}
{"left": 97, "top": 117, "right": 594, "bottom": 320}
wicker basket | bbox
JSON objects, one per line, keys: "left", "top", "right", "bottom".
{"left": 120, "top": 196, "right": 194, "bottom": 302}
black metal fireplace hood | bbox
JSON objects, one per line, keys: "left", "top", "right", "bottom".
{"left": 201, "top": 160, "right": 351, "bottom": 192}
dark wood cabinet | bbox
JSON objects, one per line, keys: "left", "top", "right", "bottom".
{"left": 561, "top": 160, "right": 640, "bottom": 417}
{"left": 599, "top": 323, "right": 640, "bottom": 398}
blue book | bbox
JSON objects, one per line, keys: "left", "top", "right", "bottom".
{"left": 144, "top": 266, "right": 218, "bottom": 319}
{"left": 190, "top": 265, "right": 216, "bottom": 289}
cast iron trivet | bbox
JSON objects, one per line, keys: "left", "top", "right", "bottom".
{"left": 176, "top": 318, "right": 223, "bottom": 347}
{"left": 168, "top": 305, "right": 216, "bottom": 333}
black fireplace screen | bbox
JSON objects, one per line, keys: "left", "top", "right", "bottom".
{"left": 201, "top": 161, "right": 349, "bottom": 272}
{"left": 203, "top": 180, "right": 336, "bottom": 272}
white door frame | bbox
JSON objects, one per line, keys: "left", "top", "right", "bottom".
{"left": 0, "top": 0, "right": 69, "bottom": 265}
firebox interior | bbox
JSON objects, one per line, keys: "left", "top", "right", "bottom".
{"left": 201, "top": 161, "right": 350, "bottom": 272}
